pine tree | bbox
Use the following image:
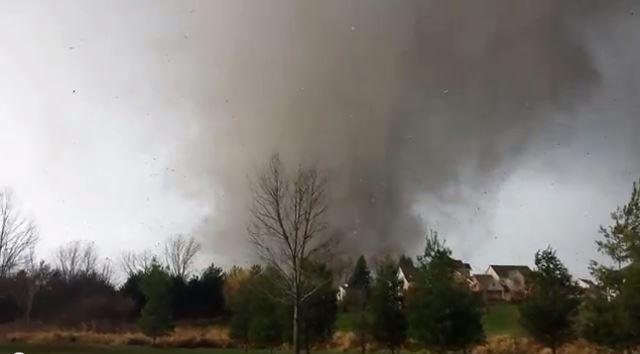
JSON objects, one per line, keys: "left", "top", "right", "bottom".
{"left": 406, "top": 231, "right": 484, "bottom": 354}
{"left": 299, "top": 262, "right": 337, "bottom": 354}
{"left": 229, "top": 266, "right": 261, "bottom": 351}
{"left": 350, "top": 255, "right": 372, "bottom": 290}
{"left": 248, "top": 270, "right": 283, "bottom": 353}
{"left": 348, "top": 255, "right": 372, "bottom": 354}
{"left": 519, "top": 247, "right": 580, "bottom": 354}
{"left": 137, "top": 262, "right": 173, "bottom": 341}
{"left": 580, "top": 178, "right": 640, "bottom": 352}
{"left": 369, "top": 258, "right": 406, "bottom": 354}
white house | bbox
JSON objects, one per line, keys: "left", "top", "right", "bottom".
{"left": 397, "top": 258, "right": 417, "bottom": 290}
{"left": 486, "top": 265, "right": 532, "bottom": 302}
{"left": 337, "top": 283, "right": 349, "bottom": 302}
{"left": 469, "top": 274, "right": 504, "bottom": 302}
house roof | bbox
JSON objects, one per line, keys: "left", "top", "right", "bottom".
{"left": 578, "top": 278, "right": 597, "bottom": 288}
{"left": 488, "top": 265, "right": 532, "bottom": 278}
{"left": 452, "top": 259, "right": 471, "bottom": 271}
{"left": 472, "top": 274, "right": 502, "bottom": 290}
{"left": 398, "top": 257, "right": 418, "bottom": 282}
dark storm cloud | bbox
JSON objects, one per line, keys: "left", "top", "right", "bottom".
{"left": 171, "top": 0, "right": 639, "bottom": 263}
{"left": 1, "top": 0, "right": 638, "bottom": 275}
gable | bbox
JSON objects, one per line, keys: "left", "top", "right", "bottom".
{"left": 473, "top": 274, "right": 503, "bottom": 291}
{"left": 487, "top": 265, "right": 532, "bottom": 279}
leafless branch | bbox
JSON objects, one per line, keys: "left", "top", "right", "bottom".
{"left": 0, "top": 189, "right": 39, "bottom": 278}
{"left": 119, "top": 249, "right": 155, "bottom": 276}
{"left": 162, "top": 234, "right": 202, "bottom": 279}
{"left": 248, "top": 154, "right": 333, "bottom": 298}
{"left": 55, "top": 240, "right": 112, "bottom": 282}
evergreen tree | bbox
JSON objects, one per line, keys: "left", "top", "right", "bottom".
{"left": 580, "top": 178, "right": 640, "bottom": 352}
{"left": 169, "top": 275, "right": 189, "bottom": 319}
{"left": 348, "top": 255, "right": 372, "bottom": 354}
{"left": 249, "top": 315, "right": 282, "bottom": 353}
{"left": 519, "top": 247, "right": 580, "bottom": 354}
{"left": 229, "top": 266, "right": 261, "bottom": 351}
{"left": 137, "top": 262, "right": 173, "bottom": 341}
{"left": 369, "top": 258, "right": 406, "bottom": 354}
{"left": 248, "top": 270, "right": 283, "bottom": 353}
{"left": 198, "top": 263, "right": 226, "bottom": 317}
{"left": 406, "top": 231, "right": 484, "bottom": 353}
{"left": 120, "top": 271, "right": 146, "bottom": 320}
{"left": 350, "top": 255, "right": 372, "bottom": 290}
{"left": 299, "top": 262, "right": 337, "bottom": 354}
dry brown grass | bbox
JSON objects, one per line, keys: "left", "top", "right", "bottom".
{"left": 329, "top": 331, "right": 356, "bottom": 351}
{"left": 0, "top": 325, "right": 231, "bottom": 348}
{"left": 0, "top": 327, "right": 621, "bottom": 353}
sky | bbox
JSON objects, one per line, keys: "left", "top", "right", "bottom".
{"left": 0, "top": 1, "right": 639, "bottom": 278}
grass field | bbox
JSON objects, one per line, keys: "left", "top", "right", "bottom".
{"left": 482, "top": 303, "right": 525, "bottom": 337}
{"left": 1, "top": 304, "right": 524, "bottom": 353}
{"left": 335, "top": 312, "right": 359, "bottom": 332}
{"left": 335, "top": 303, "right": 525, "bottom": 338}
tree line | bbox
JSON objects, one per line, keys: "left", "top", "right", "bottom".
{"left": 0, "top": 157, "right": 639, "bottom": 354}
{"left": 234, "top": 155, "right": 640, "bottom": 354}
{"left": 0, "top": 209, "right": 226, "bottom": 331}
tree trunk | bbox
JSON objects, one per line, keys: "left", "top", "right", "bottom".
{"left": 293, "top": 300, "right": 300, "bottom": 354}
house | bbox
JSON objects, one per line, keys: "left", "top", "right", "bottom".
{"left": 486, "top": 265, "right": 532, "bottom": 302}
{"left": 397, "top": 257, "right": 471, "bottom": 290}
{"left": 452, "top": 259, "right": 472, "bottom": 280}
{"left": 469, "top": 274, "right": 504, "bottom": 302}
{"left": 397, "top": 257, "right": 418, "bottom": 290}
{"left": 577, "top": 278, "right": 596, "bottom": 289}
{"left": 577, "top": 278, "right": 599, "bottom": 298}
{"left": 337, "top": 283, "right": 349, "bottom": 302}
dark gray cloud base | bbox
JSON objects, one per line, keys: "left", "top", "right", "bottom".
{"left": 173, "top": 1, "right": 639, "bottom": 263}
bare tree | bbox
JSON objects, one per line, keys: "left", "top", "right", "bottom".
{"left": 19, "top": 248, "right": 51, "bottom": 325}
{"left": 248, "top": 154, "right": 332, "bottom": 354}
{"left": 99, "top": 257, "right": 115, "bottom": 284}
{"left": 162, "top": 234, "right": 201, "bottom": 279}
{"left": 55, "top": 240, "right": 115, "bottom": 280}
{"left": 0, "top": 189, "right": 39, "bottom": 277}
{"left": 55, "top": 240, "right": 115, "bottom": 283}
{"left": 119, "top": 249, "right": 155, "bottom": 277}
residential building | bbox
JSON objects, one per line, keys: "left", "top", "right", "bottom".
{"left": 469, "top": 274, "right": 504, "bottom": 302}
{"left": 486, "top": 265, "right": 532, "bottom": 302}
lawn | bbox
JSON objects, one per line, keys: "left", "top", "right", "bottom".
{"left": 336, "top": 303, "right": 525, "bottom": 338}
{"left": 335, "top": 312, "right": 359, "bottom": 332}
{"left": 482, "top": 303, "right": 525, "bottom": 337}
{"left": 3, "top": 306, "right": 524, "bottom": 353}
